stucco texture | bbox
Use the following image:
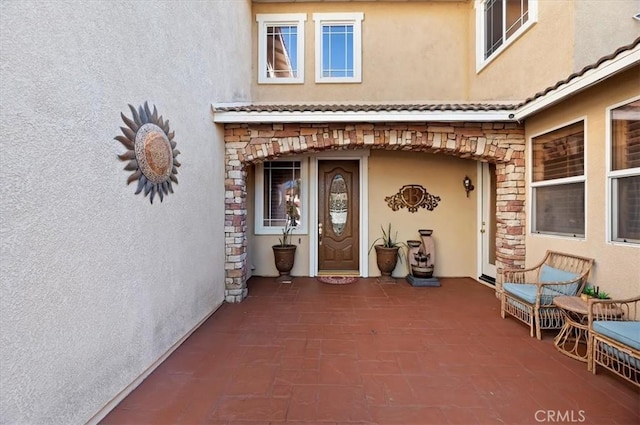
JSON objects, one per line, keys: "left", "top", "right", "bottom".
{"left": 368, "top": 151, "right": 478, "bottom": 278}
{"left": 0, "top": 1, "right": 251, "bottom": 424}
{"left": 573, "top": 1, "right": 640, "bottom": 72}
{"left": 524, "top": 67, "right": 640, "bottom": 300}
{"left": 252, "top": 1, "right": 468, "bottom": 103}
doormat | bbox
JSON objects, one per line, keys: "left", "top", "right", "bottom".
{"left": 318, "top": 276, "right": 358, "bottom": 285}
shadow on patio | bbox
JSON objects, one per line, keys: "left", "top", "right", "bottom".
{"left": 102, "top": 277, "right": 639, "bottom": 425}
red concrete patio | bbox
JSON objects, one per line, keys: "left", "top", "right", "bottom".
{"left": 101, "top": 277, "right": 639, "bottom": 425}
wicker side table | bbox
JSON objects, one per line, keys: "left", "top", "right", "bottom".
{"left": 553, "top": 296, "right": 623, "bottom": 367}
{"left": 553, "top": 296, "right": 591, "bottom": 363}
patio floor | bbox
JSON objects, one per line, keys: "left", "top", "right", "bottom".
{"left": 101, "top": 277, "right": 639, "bottom": 425}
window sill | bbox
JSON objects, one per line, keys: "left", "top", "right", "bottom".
{"left": 530, "top": 232, "right": 585, "bottom": 241}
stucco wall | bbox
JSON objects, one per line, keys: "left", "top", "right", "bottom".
{"left": 524, "top": 67, "right": 640, "bottom": 299}
{"left": 368, "top": 151, "right": 478, "bottom": 278}
{"left": 0, "top": 1, "right": 251, "bottom": 424}
{"left": 252, "top": 1, "right": 469, "bottom": 102}
{"left": 469, "top": 0, "right": 574, "bottom": 101}
{"left": 573, "top": 1, "right": 640, "bottom": 72}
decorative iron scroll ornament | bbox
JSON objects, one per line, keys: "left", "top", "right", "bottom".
{"left": 384, "top": 184, "right": 441, "bottom": 213}
{"left": 115, "top": 102, "right": 180, "bottom": 203}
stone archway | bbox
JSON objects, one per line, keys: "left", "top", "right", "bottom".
{"left": 223, "top": 121, "right": 525, "bottom": 302}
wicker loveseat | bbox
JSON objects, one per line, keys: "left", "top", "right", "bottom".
{"left": 497, "top": 251, "right": 594, "bottom": 339}
{"left": 588, "top": 297, "right": 640, "bottom": 387}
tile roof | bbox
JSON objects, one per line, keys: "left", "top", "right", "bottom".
{"left": 213, "top": 102, "right": 517, "bottom": 113}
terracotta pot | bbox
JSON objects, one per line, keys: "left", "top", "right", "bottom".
{"left": 374, "top": 245, "right": 399, "bottom": 278}
{"left": 272, "top": 245, "right": 296, "bottom": 283}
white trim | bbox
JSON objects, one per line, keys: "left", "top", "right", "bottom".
{"left": 213, "top": 109, "right": 514, "bottom": 123}
{"left": 515, "top": 46, "right": 640, "bottom": 120}
{"left": 475, "top": 0, "right": 538, "bottom": 73}
{"left": 478, "top": 162, "right": 497, "bottom": 280}
{"left": 529, "top": 117, "right": 587, "bottom": 239}
{"left": 313, "top": 12, "right": 364, "bottom": 84}
{"left": 255, "top": 157, "right": 309, "bottom": 235}
{"left": 476, "top": 161, "right": 483, "bottom": 280}
{"left": 86, "top": 302, "right": 223, "bottom": 425}
{"left": 605, "top": 95, "right": 640, "bottom": 246}
{"left": 256, "top": 13, "right": 306, "bottom": 84}
{"left": 309, "top": 151, "right": 370, "bottom": 277}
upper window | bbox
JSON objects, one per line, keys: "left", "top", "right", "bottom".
{"left": 255, "top": 160, "right": 307, "bottom": 235}
{"left": 531, "top": 121, "right": 586, "bottom": 238}
{"left": 257, "top": 14, "right": 306, "bottom": 84}
{"left": 475, "top": 0, "right": 537, "bottom": 71}
{"left": 313, "top": 13, "right": 363, "bottom": 83}
{"left": 608, "top": 98, "right": 640, "bottom": 244}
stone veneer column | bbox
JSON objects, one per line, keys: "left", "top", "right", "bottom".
{"left": 223, "top": 121, "right": 526, "bottom": 302}
{"left": 223, "top": 125, "right": 250, "bottom": 302}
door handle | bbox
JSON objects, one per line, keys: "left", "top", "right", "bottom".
{"left": 318, "top": 222, "right": 323, "bottom": 245}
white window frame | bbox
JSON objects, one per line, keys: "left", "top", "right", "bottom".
{"left": 313, "top": 12, "right": 364, "bottom": 84}
{"left": 606, "top": 95, "right": 640, "bottom": 246}
{"left": 255, "top": 158, "right": 308, "bottom": 235}
{"left": 474, "top": 0, "right": 538, "bottom": 73}
{"left": 256, "top": 13, "right": 306, "bottom": 84}
{"left": 529, "top": 118, "right": 587, "bottom": 239}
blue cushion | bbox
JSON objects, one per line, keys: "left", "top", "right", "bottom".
{"left": 503, "top": 283, "right": 537, "bottom": 303}
{"left": 540, "top": 265, "right": 578, "bottom": 283}
{"left": 593, "top": 321, "right": 640, "bottom": 351}
{"left": 503, "top": 283, "right": 557, "bottom": 305}
{"left": 540, "top": 265, "right": 580, "bottom": 295}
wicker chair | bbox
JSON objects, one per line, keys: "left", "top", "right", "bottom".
{"left": 498, "top": 251, "right": 594, "bottom": 339}
{"left": 588, "top": 297, "right": 640, "bottom": 387}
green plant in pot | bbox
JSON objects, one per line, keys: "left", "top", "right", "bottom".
{"left": 272, "top": 201, "right": 298, "bottom": 283}
{"left": 581, "top": 285, "right": 596, "bottom": 301}
{"left": 369, "top": 223, "right": 405, "bottom": 282}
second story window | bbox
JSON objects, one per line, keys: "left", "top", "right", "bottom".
{"left": 313, "top": 13, "right": 364, "bottom": 83}
{"left": 257, "top": 14, "right": 306, "bottom": 84}
{"left": 475, "top": 0, "right": 537, "bottom": 70}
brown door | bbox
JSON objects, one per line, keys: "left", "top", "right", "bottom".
{"left": 318, "top": 160, "right": 360, "bottom": 272}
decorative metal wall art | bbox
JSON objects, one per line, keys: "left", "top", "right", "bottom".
{"left": 384, "top": 184, "right": 441, "bottom": 213}
{"left": 115, "top": 102, "right": 180, "bottom": 203}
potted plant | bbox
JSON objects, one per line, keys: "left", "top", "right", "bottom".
{"left": 581, "top": 285, "right": 596, "bottom": 301}
{"left": 369, "top": 223, "right": 404, "bottom": 282}
{"left": 272, "top": 201, "right": 298, "bottom": 283}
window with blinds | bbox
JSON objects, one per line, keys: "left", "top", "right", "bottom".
{"left": 532, "top": 121, "right": 585, "bottom": 237}
{"left": 263, "top": 161, "right": 302, "bottom": 228}
{"left": 610, "top": 99, "right": 640, "bottom": 243}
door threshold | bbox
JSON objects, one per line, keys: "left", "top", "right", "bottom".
{"left": 317, "top": 270, "right": 360, "bottom": 277}
{"left": 479, "top": 274, "right": 496, "bottom": 285}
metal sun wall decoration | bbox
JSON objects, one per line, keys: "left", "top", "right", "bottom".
{"left": 385, "top": 184, "right": 441, "bottom": 213}
{"left": 115, "top": 102, "right": 180, "bottom": 203}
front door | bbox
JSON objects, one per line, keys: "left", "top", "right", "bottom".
{"left": 318, "top": 160, "right": 360, "bottom": 273}
{"left": 480, "top": 163, "right": 497, "bottom": 283}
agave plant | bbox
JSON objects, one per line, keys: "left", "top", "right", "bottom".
{"left": 368, "top": 224, "right": 406, "bottom": 258}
